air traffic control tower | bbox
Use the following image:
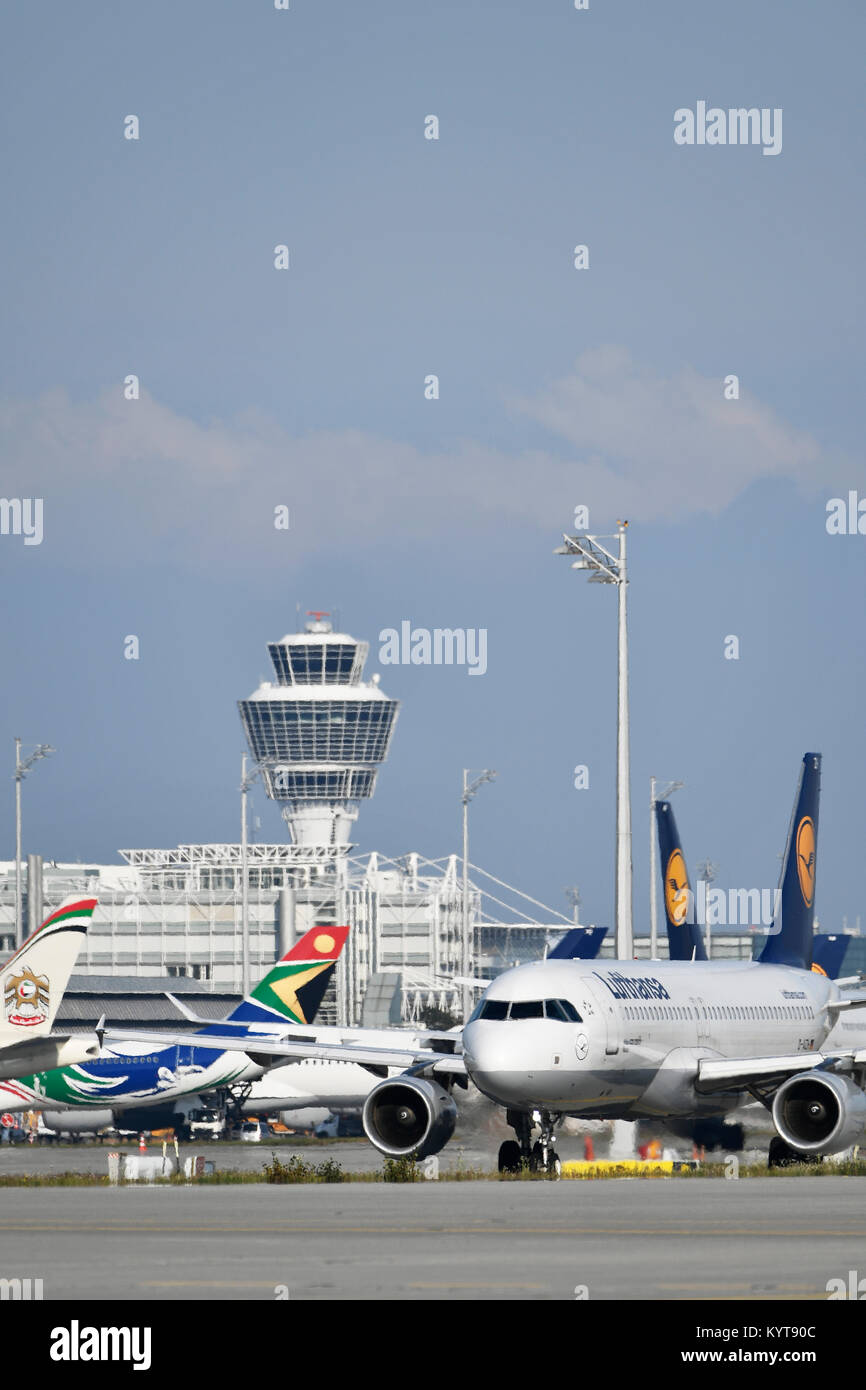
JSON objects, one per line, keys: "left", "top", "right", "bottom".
{"left": 238, "top": 613, "right": 400, "bottom": 854}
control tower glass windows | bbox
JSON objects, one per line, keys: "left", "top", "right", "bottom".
{"left": 264, "top": 769, "right": 377, "bottom": 801}
{"left": 240, "top": 700, "right": 397, "bottom": 763}
{"left": 268, "top": 642, "right": 364, "bottom": 686}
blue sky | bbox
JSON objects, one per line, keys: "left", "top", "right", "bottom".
{"left": 1, "top": 0, "right": 864, "bottom": 933}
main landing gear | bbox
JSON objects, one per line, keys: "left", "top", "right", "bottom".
{"left": 498, "top": 1109, "right": 563, "bottom": 1178}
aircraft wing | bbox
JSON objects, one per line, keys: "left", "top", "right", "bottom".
{"left": 696, "top": 1048, "right": 866, "bottom": 1095}
{"left": 826, "top": 994, "right": 866, "bottom": 1014}
{"left": 696, "top": 1053, "right": 831, "bottom": 1093}
{"left": 103, "top": 1028, "right": 466, "bottom": 1076}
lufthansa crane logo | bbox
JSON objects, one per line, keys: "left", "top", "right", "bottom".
{"left": 796, "top": 817, "right": 816, "bottom": 907}
{"left": 665, "top": 849, "right": 689, "bottom": 926}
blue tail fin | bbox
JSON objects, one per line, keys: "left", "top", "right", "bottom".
{"left": 655, "top": 799, "right": 707, "bottom": 961}
{"left": 759, "top": 753, "right": 820, "bottom": 969}
{"left": 548, "top": 927, "right": 607, "bottom": 960}
{"left": 811, "top": 933, "right": 848, "bottom": 980}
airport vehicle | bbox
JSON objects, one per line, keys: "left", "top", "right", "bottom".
{"left": 239, "top": 1120, "right": 262, "bottom": 1143}
{"left": 0, "top": 897, "right": 100, "bottom": 1081}
{"left": 188, "top": 1106, "right": 226, "bottom": 1140}
{"left": 0, "top": 925, "right": 349, "bottom": 1137}
{"left": 314, "top": 1112, "right": 363, "bottom": 1138}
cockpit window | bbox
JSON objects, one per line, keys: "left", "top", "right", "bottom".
{"left": 478, "top": 999, "right": 509, "bottom": 1020}
{"left": 545, "top": 998, "right": 583, "bottom": 1022}
{"left": 476, "top": 997, "right": 583, "bottom": 1022}
{"left": 509, "top": 1000, "right": 545, "bottom": 1020}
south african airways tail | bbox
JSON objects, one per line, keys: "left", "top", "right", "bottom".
{"left": 195, "top": 926, "right": 350, "bottom": 1037}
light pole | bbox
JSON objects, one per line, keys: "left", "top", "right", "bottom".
{"left": 240, "top": 754, "right": 260, "bottom": 997}
{"left": 13, "top": 739, "right": 54, "bottom": 948}
{"left": 697, "top": 859, "right": 720, "bottom": 961}
{"left": 461, "top": 769, "right": 496, "bottom": 1023}
{"left": 556, "top": 521, "right": 633, "bottom": 958}
{"left": 649, "top": 778, "right": 683, "bottom": 958}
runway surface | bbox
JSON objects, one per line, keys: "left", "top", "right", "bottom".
{"left": 0, "top": 1179, "right": 861, "bottom": 1300}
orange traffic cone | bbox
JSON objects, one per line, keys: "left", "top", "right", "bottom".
{"left": 138, "top": 1133, "right": 147, "bottom": 1152}
{"left": 584, "top": 1136, "right": 595, "bottom": 1161}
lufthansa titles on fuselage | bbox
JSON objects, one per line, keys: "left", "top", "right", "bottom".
{"left": 592, "top": 970, "right": 671, "bottom": 1001}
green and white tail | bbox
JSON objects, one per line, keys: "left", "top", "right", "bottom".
{"left": 0, "top": 897, "right": 96, "bottom": 1047}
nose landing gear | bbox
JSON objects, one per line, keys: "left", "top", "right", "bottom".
{"left": 498, "top": 1108, "right": 563, "bottom": 1178}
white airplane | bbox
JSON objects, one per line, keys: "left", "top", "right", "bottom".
{"left": 0, "top": 897, "right": 101, "bottom": 1081}
{"left": 459, "top": 752, "right": 866, "bottom": 1172}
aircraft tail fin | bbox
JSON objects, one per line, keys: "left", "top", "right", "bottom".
{"left": 0, "top": 896, "right": 96, "bottom": 1046}
{"left": 197, "top": 926, "right": 350, "bottom": 1036}
{"left": 811, "top": 933, "right": 849, "bottom": 980}
{"left": 759, "top": 753, "right": 820, "bottom": 969}
{"left": 655, "top": 800, "right": 706, "bottom": 961}
{"left": 548, "top": 927, "right": 607, "bottom": 960}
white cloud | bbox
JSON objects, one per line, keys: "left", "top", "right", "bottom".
{"left": 0, "top": 350, "right": 835, "bottom": 567}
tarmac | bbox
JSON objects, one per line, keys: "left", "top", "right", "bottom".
{"left": 0, "top": 1174, "right": 862, "bottom": 1300}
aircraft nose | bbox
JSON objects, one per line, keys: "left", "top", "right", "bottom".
{"left": 462, "top": 1021, "right": 552, "bottom": 1106}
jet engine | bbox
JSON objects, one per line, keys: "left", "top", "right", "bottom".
{"left": 362, "top": 1075, "right": 456, "bottom": 1158}
{"left": 42, "top": 1109, "right": 114, "bottom": 1135}
{"left": 771, "top": 1071, "right": 866, "bottom": 1154}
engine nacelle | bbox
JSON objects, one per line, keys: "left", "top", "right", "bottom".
{"left": 362, "top": 1075, "right": 456, "bottom": 1159}
{"left": 772, "top": 1071, "right": 866, "bottom": 1154}
{"left": 42, "top": 1109, "right": 114, "bottom": 1135}
{"left": 0, "top": 1033, "right": 101, "bottom": 1083}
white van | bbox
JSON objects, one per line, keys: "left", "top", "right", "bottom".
{"left": 240, "top": 1121, "right": 262, "bottom": 1143}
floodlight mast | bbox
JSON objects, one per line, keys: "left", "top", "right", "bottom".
{"left": 13, "top": 739, "right": 55, "bottom": 949}
{"left": 555, "top": 522, "right": 633, "bottom": 958}
{"left": 461, "top": 769, "right": 496, "bottom": 1022}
